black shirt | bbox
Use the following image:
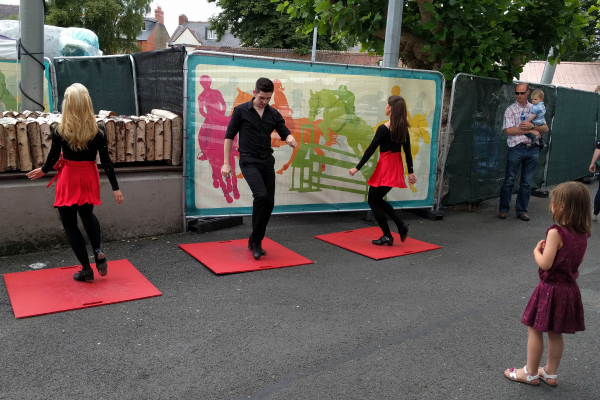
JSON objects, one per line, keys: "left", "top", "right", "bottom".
{"left": 356, "top": 124, "right": 414, "bottom": 173}
{"left": 41, "top": 126, "right": 119, "bottom": 191}
{"left": 224, "top": 99, "right": 291, "bottom": 156}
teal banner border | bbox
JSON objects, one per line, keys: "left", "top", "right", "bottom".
{"left": 185, "top": 53, "right": 443, "bottom": 217}
{"left": 44, "top": 59, "right": 54, "bottom": 113}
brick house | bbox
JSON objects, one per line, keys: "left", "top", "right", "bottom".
{"left": 138, "top": 6, "right": 170, "bottom": 52}
{"left": 169, "top": 14, "right": 241, "bottom": 54}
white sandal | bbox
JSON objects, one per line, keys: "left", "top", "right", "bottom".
{"left": 504, "top": 365, "right": 540, "bottom": 385}
{"left": 539, "top": 366, "right": 558, "bottom": 387}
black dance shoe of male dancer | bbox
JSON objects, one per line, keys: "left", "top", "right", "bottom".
{"left": 73, "top": 269, "right": 94, "bottom": 282}
{"left": 248, "top": 238, "right": 266, "bottom": 256}
{"left": 94, "top": 248, "right": 108, "bottom": 277}
{"left": 251, "top": 241, "right": 265, "bottom": 260}
{"left": 372, "top": 236, "right": 394, "bottom": 246}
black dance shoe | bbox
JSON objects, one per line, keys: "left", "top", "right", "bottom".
{"left": 93, "top": 248, "right": 107, "bottom": 277}
{"left": 73, "top": 269, "right": 94, "bottom": 282}
{"left": 248, "top": 239, "right": 266, "bottom": 256}
{"left": 372, "top": 236, "right": 394, "bottom": 246}
{"left": 399, "top": 223, "right": 410, "bottom": 242}
{"left": 252, "top": 241, "right": 264, "bottom": 260}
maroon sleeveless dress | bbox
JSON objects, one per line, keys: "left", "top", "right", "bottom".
{"left": 521, "top": 225, "right": 588, "bottom": 334}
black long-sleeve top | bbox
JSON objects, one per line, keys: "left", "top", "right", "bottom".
{"left": 355, "top": 124, "right": 414, "bottom": 173}
{"left": 224, "top": 99, "right": 291, "bottom": 156}
{"left": 41, "top": 126, "right": 119, "bottom": 191}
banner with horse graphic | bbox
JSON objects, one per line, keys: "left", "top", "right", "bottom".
{"left": 0, "top": 59, "right": 54, "bottom": 112}
{"left": 185, "top": 51, "right": 443, "bottom": 217}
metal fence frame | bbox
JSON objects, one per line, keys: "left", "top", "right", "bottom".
{"left": 443, "top": 73, "right": 600, "bottom": 205}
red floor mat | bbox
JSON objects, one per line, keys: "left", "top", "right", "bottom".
{"left": 315, "top": 227, "right": 442, "bottom": 260}
{"left": 179, "top": 237, "right": 313, "bottom": 274}
{"left": 3, "top": 259, "right": 162, "bottom": 319}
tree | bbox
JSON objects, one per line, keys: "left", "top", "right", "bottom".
{"left": 274, "top": 0, "right": 592, "bottom": 82}
{"left": 545, "top": 0, "right": 600, "bottom": 62}
{"left": 207, "top": 0, "right": 347, "bottom": 54}
{"left": 46, "top": 0, "right": 151, "bottom": 55}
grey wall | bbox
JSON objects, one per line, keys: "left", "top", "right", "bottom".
{"left": 0, "top": 171, "right": 182, "bottom": 256}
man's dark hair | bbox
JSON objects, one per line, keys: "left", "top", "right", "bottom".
{"left": 255, "top": 77, "right": 274, "bottom": 93}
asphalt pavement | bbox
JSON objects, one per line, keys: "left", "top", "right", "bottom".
{"left": 1, "top": 182, "right": 599, "bottom": 400}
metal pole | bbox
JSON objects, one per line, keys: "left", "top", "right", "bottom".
{"left": 182, "top": 53, "right": 190, "bottom": 232}
{"left": 20, "top": 0, "right": 45, "bottom": 111}
{"left": 382, "top": 0, "right": 403, "bottom": 68}
{"left": 540, "top": 47, "right": 557, "bottom": 84}
{"left": 129, "top": 55, "right": 140, "bottom": 116}
{"left": 311, "top": 19, "right": 318, "bottom": 62}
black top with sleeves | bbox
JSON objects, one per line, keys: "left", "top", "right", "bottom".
{"left": 224, "top": 99, "right": 291, "bottom": 156}
{"left": 355, "top": 124, "right": 414, "bottom": 173}
{"left": 41, "top": 126, "right": 119, "bottom": 191}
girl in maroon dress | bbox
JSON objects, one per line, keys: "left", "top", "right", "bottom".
{"left": 27, "top": 83, "right": 124, "bottom": 282}
{"left": 349, "top": 95, "right": 416, "bottom": 245}
{"left": 504, "top": 181, "right": 591, "bottom": 386}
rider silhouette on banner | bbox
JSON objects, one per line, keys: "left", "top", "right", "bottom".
{"left": 197, "top": 75, "right": 240, "bottom": 203}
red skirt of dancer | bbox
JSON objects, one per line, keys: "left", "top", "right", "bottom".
{"left": 367, "top": 151, "right": 407, "bottom": 188}
{"left": 50, "top": 159, "right": 101, "bottom": 208}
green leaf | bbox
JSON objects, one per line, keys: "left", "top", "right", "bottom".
{"left": 423, "top": 3, "right": 435, "bottom": 12}
{"left": 315, "top": 0, "right": 330, "bottom": 13}
{"left": 422, "top": 44, "right": 431, "bottom": 52}
{"left": 423, "top": 21, "right": 437, "bottom": 30}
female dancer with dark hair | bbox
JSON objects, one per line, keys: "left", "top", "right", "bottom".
{"left": 349, "top": 95, "right": 416, "bottom": 245}
{"left": 27, "top": 83, "right": 124, "bottom": 281}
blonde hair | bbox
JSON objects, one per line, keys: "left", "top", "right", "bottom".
{"left": 57, "top": 83, "right": 100, "bottom": 151}
{"left": 531, "top": 89, "right": 544, "bottom": 99}
{"left": 550, "top": 181, "right": 591, "bottom": 234}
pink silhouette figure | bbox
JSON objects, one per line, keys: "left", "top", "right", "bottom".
{"left": 197, "top": 75, "right": 239, "bottom": 203}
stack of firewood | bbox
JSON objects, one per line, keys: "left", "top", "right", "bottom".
{"left": 0, "top": 109, "right": 182, "bottom": 172}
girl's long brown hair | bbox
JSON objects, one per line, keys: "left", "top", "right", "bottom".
{"left": 550, "top": 181, "right": 592, "bottom": 234}
{"left": 388, "top": 95, "right": 410, "bottom": 144}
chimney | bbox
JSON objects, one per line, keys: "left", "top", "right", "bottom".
{"left": 155, "top": 6, "right": 164, "bottom": 24}
{"left": 179, "top": 14, "right": 188, "bottom": 26}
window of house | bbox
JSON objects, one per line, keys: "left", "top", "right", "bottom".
{"left": 206, "top": 29, "right": 218, "bottom": 40}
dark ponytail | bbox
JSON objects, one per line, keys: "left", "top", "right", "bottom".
{"left": 388, "top": 95, "right": 409, "bottom": 144}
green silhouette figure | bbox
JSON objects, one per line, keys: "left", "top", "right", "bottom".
{"left": 0, "top": 70, "right": 18, "bottom": 112}
{"left": 295, "top": 86, "right": 375, "bottom": 198}
{"left": 308, "top": 87, "right": 373, "bottom": 161}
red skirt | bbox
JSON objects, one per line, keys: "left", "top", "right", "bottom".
{"left": 367, "top": 151, "right": 407, "bottom": 188}
{"left": 51, "top": 160, "right": 101, "bottom": 208}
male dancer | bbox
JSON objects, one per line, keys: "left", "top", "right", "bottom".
{"left": 222, "top": 77, "right": 297, "bottom": 260}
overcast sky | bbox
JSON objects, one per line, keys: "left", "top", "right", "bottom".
{"left": 0, "top": 1, "right": 222, "bottom": 37}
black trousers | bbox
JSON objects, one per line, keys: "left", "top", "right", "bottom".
{"left": 57, "top": 203, "right": 101, "bottom": 271}
{"left": 239, "top": 154, "right": 276, "bottom": 244}
{"left": 367, "top": 185, "right": 405, "bottom": 238}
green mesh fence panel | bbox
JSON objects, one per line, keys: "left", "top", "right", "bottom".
{"left": 54, "top": 56, "right": 136, "bottom": 115}
{"left": 443, "top": 75, "right": 556, "bottom": 205}
{"left": 132, "top": 47, "right": 185, "bottom": 116}
{"left": 545, "top": 88, "right": 599, "bottom": 186}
